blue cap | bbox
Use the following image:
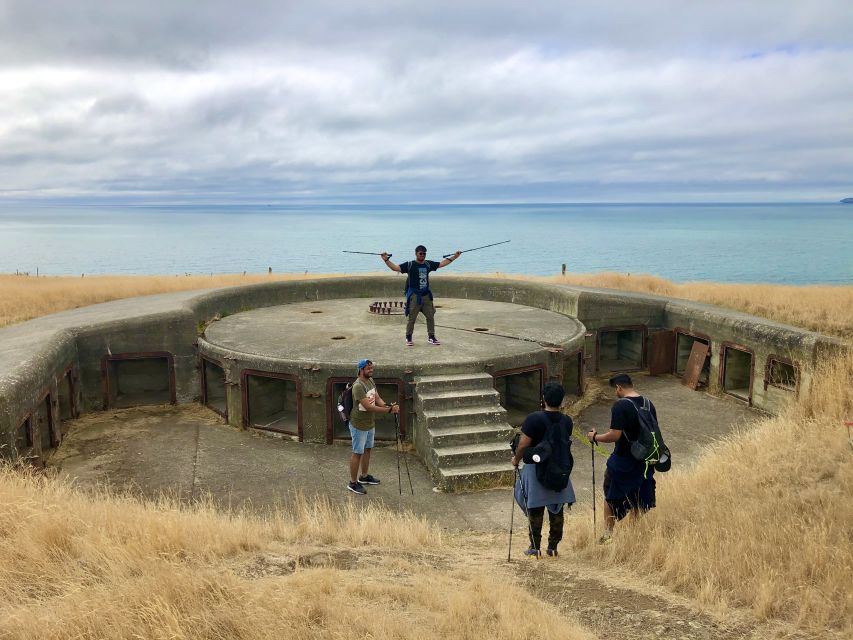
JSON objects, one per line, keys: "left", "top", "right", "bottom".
{"left": 357, "top": 359, "right": 370, "bottom": 370}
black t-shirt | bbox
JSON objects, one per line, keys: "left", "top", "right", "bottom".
{"left": 521, "top": 410, "right": 573, "bottom": 447}
{"left": 610, "top": 396, "right": 657, "bottom": 457}
{"left": 400, "top": 260, "right": 441, "bottom": 293}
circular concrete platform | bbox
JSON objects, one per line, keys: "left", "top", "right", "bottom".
{"left": 202, "top": 298, "right": 585, "bottom": 368}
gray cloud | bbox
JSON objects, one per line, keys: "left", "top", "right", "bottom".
{"left": 0, "top": 1, "right": 851, "bottom": 201}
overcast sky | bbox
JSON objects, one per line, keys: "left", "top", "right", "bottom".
{"left": 1, "top": 1, "right": 851, "bottom": 203}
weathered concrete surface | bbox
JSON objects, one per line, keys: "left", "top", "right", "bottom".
{"left": 52, "top": 373, "right": 760, "bottom": 531}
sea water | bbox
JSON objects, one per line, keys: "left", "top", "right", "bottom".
{"left": 0, "top": 202, "right": 850, "bottom": 284}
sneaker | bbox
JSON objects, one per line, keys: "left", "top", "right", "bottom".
{"left": 347, "top": 481, "right": 367, "bottom": 495}
{"left": 358, "top": 474, "right": 381, "bottom": 485}
{"left": 428, "top": 335, "right": 441, "bottom": 346}
{"left": 405, "top": 335, "right": 413, "bottom": 347}
{"left": 546, "top": 547, "right": 559, "bottom": 558}
{"left": 523, "top": 547, "right": 542, "bottom": 558}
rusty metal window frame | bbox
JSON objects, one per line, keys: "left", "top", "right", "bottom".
{"left": 672, "top": 328, "right": 712, "bottom": 377}
{"left": 764, "top": 355, "right": 800, "bottom": 394}
{"left": 57, "top": 362, "right": 79, "bottom": 426}
{"left": 200, "top": 356, "right": 228, "bottom": 420}
{"left": 719, "top": 342, "right": 755, "bottom": 405}
{"left": 101, "top": 352, "right": 177, "bottom": 410}
{"left": 14, "top": 413, "right": 34, "bottom": 457}
{"left": 324, "top": 376, "right": 406, "bottom": 444}
{"left": 240, "top": 369, "right": 303, "bottom": 440}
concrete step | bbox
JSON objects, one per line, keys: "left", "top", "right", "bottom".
{"left": 431, "top": 441, "right": 511, "bottom": 468}
{"left": 437, "top": 462, "right": 515, "bottom": 491}
{"left": 427, "top": 423, "right": 515, "bottom": 448}
{"left": 416, "top": 387, "right": 501, "bottom": 411}
{"left": 414, "top": 372, "right": 496, "bottom": 393}
{"left": 421, "top": 406, "right": 507, "bottom": 429}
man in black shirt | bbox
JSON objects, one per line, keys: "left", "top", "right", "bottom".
{"left": 587, "top": 374, "right": 657, "bottom": 538}
{"left": 380, "top": 245, "right": 461, "bottom": 346}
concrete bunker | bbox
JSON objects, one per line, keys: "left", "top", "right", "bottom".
{"left": 201, "top": 358, "right": 227, "bottom": 417}
{"left": 721, "top": 344, "right": 754, "bottom": 402}
{"left": 242, "top": 370, "right": 301, "bottom": 437}
{"left": 675, "top": 331, "right": 711, "bottom": 387}
{"left": 327, "top": 378, "right": 405, "bottom": 443}
{"left": 597, "top": 326, "right": 645, "bottom": 372}
{"left": 494, "top": 366, "right": 544, "bottom": 426}
{"left": 103, "top": 353, "right": 175, "bottom": 409}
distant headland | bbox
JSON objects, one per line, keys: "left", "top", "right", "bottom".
{"left": 841, "top": 197, "right": 853, "bottom": 203}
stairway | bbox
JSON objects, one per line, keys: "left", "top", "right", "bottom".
{"left": 413, "top": 372, "right": 515, "bottom": 491}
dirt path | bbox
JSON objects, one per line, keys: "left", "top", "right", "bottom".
{"left": 452, "top": 533, "right": 832, "bottom": 640}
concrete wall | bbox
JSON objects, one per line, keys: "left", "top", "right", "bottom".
{"left": 0, "top": 276, "right": 847, "bottom": 458}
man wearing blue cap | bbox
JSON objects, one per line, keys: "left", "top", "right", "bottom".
{"left": 348, "top": 359, "right": 400, "bottom": 495}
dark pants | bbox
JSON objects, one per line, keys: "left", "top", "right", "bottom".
{"left": 528, "top": 506, "right": 564, "bottom": 551}
{"left": 406, "top": 294, "right": 436, "bottom": 336}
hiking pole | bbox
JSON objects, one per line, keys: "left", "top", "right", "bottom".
{"left": 395, "top": 412, "right": 414, "bottom": 495}
{"left": 508, "top": 466, "right": 517, "bottom": 562}
{"left": 442, "top": 240, "right": 510, "bottom": 259}
{"left": 342, "top": 250, "right": 393, "bottom": 257}
{"left": 591, "top": 436, "right": 597, "bottom": 535}
{"left": 393, "top": 409, "right": 403, "bottom": 496}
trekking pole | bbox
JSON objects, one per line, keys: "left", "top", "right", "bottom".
{"left": 507, "top": 466, "right": 517, "bottom": 562}
{"left": 442, "top": 240, "right": 510, "bottom": 259}
{"left": 591, "top": 437, "right": 597, "bottom": 536}
{"left": 393, "top": 410, "right": 403, "bottom": 496}
{"left": 395, "top": 412, "right": 414, "bottom": 495}
{"left": 342, "top": 250, "right": 392, "bottom": 257}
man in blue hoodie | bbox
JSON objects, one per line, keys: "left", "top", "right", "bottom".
{"left": 380, "top": 245, "right": 461, "bottom": 346}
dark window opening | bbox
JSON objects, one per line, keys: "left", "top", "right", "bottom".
{"left": 246, "top": 374, "right": 298, "bottom": 434}
{"left": 676, "top": 333, "right": 710, "bottom": 386}
{"left": 108, "top": 357, "right": 171, "bottom": 408}
{"left": 723, "top": 347, "right": 753, "bottom": 401}
{"left": 495, "top": 369, "right": 543, "bottom": 427}
{"left": 768, "top": 359, "right": 798, "bottom": 391}
{"left": 598, "top": 329, "right": 644, "bottom": 371}
{"left": 561, "top": 352, "right": 583, "bottom": 401}
{"left": 35, "top": 395, "right": 54, "bottom": 452}
{"left": 58, "top": 369, "right": 74, "bottom": 424}
{"left": 15, "top": 417, "right": 33, "bottom": 456}
{"left": 202, "top": 360, "right": 227, "bottom": 416}
{"left": 330, "top": 381, "right": 401, "bottom": 441}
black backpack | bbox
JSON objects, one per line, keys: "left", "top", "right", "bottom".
{"left": 337, "top": 381, "right": 355, "bottom": 423}
{"left": 622, "top": 398, "right": 671, "bottom": 477}
{"left": 523, "top": 412, "right": 574, "bottom": 492}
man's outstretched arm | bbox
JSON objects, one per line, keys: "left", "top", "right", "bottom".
{"left": 381, "top": 252, "right": 402, "bottom": 273}
{"left": 438, "top": 251, "right": 462, "bottom": 268}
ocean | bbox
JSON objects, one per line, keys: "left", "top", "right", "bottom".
{"left": 0, "top": 203, "right": 850, "bottom": 284}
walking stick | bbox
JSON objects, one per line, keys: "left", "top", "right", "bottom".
{"left": 393, "top": 410, "right": 403, "bottom": 496}
{"left": 442, "top": 240, "right": 510, "bottom": 259}
{"left": 591, "top": 438, "right": 597, "bottom": 535}
{"left": 507, "top": 467, "right": 517, "bottom": 562}
{"left": 394, "top": 412, "right": 414, "bottom": 495}
{"left": 342, "top": 250, "right": 393, "bottom": 257}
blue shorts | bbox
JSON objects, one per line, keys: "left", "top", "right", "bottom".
{"left": 349, "top": 422, "right": 375, "bottom": 454}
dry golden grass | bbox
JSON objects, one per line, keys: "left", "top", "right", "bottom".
{"left": 0, "top": 273, "right": 354, "bottom": 329}
{"left": 0, "top": 472, "right": 591, "bottom": 640}
{"left": 571, "top": 348, "right": 853, "bottom": 633}
{"left": 2, "top": 271, "right": 851, "bottom": 339}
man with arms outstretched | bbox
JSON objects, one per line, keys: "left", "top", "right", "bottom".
{"left": 380, "top": 245, "right": 461, "bottom": 346}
